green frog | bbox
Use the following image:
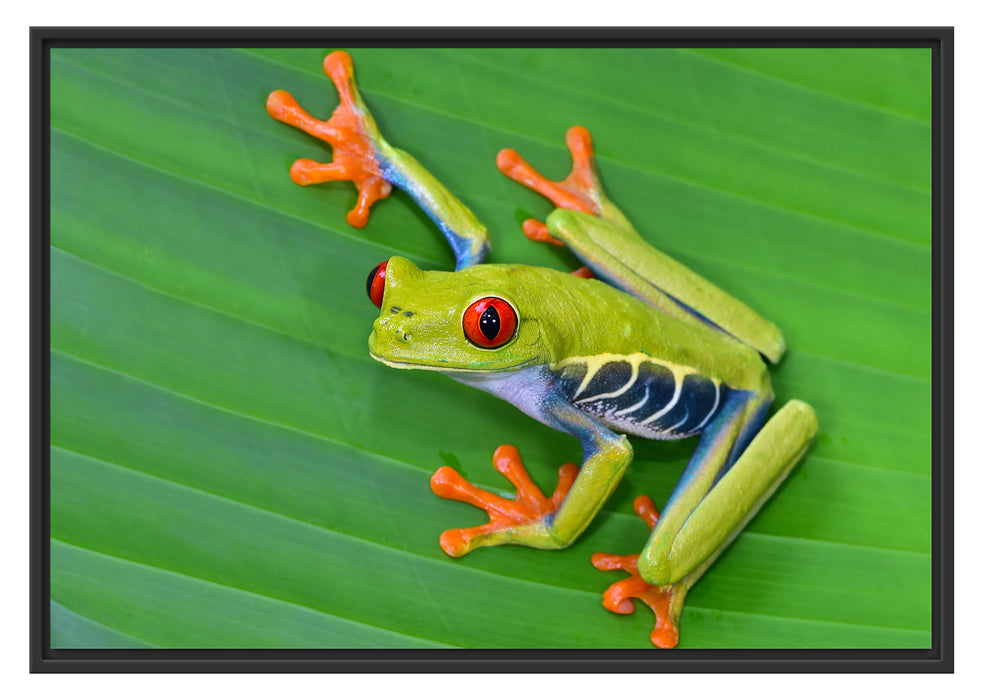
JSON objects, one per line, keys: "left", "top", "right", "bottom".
{"left": 267, "top": 51, "right": 818, "bottom": 648}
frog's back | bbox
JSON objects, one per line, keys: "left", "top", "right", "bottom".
{"left": 466, "top": 265, "right": 767, "bottom": 439}
{"left": 514, "top": 267, "right": 766, "bottom": 386}
{"left": 552, "top": 353, "right": 733, "bottom": 440}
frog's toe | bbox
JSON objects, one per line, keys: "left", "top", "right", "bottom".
{"left": 509, "top": 209, "right": 598, "bottom": 280}
{"left": 520, "top": 218, "right": 565, "bottom": 246}
{"left": 591, "top": 495, "right": 687, "bottom": 649}
{"left": 430, "top": 445, "right": 578, "bottom": 555}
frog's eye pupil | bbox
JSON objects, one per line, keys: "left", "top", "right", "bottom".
{"left": 366, "top": 260, "right": 388, "bottom": 308}
{"left": 463, "top": 297, "right": 517, "bottom": 349}
{"left": 479, "top": 305, "right": 501, "bottom": 341}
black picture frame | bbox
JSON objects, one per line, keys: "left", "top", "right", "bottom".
{"left": 30, "top": 26, "right": 954, "bottom": 673}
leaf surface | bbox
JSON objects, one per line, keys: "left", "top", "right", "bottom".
{"left": 50, "top": 47, "right": 932, "bottom": 649}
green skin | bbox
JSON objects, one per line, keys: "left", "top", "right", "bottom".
{"left": 371, "top": 254, "right": 766, "bottom": 386}
{"left": 370, "top": 228, "right": 818, "bottom": 587}
{"left": 269, "top": 51, "right": 819, "bottom": 643}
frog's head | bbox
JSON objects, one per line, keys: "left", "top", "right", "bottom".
{"left": 366, "top": 256, "right": 548, "bottom": 373}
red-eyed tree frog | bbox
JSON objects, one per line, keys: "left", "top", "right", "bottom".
{"left": 267, "top": 51, "right": 818, "bottom": 649}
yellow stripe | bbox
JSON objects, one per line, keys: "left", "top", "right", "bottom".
{"left": 553, "top": 352, "right": 697, "bottom": 383}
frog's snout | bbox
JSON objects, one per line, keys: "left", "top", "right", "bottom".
{"left": 374, "top": 304, "right": 416, "bottom": 344}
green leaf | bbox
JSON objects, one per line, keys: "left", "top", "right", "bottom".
{"left": 49, "top": 47, "right": 932, "bottom": 649}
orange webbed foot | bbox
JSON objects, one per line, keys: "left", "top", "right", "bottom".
{"left": 266, "top": 51, "right": 393, "bottom": 228}
{"left": 430, "top": 445, "right": 578, "bottom": 557}
{"left": 591, "top": 495, "right": 686, "bottom": 649}
{"left": 497, "top": 127, "right": 604, "bottom": 277}
{"left": 496, "top": 126, "right": 603, "bottom": 217}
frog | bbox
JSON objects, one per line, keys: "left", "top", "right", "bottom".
{"left": 267, "top": 51, "right": 818, "bottom": 649}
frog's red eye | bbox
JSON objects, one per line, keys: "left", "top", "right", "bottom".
{"left": 366, "top": 260, "right": 388, "bottom": 308}
{"left": 462, "top": 297, "right": 518, "bottom": 349}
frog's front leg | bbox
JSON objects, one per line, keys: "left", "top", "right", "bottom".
{"left": 593, "top": 396, "right": 818, "bottom": 648}
{"left": 430, "top": 445, "right": 578, "bottom": 556}
{"left": 267, "top": 51, "right": 490, "bottom": 269}
{"left": 431, "top": 390, "right": 632, "bottom": 556}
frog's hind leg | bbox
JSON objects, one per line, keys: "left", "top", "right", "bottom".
{"left": 498, "top": 127, "right": 785, "bottom": 362}
{"left": 590, "top": 495, "right": 685, "bottom": 649}
{"left": 498, "top": 127, "right": 632, "bottom": 279}
{"left": 593, "top": 398, "right": 817, "bottom": 647}
{"left": 497, "top": 126, "right": 635, "bottom": 246}
{"left": 641, "top": 399, "right": 817, "bottom": 584}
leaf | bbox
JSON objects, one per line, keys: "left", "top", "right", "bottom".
{"left": 49, "top": 47, "right": 932, "bottom": 649}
